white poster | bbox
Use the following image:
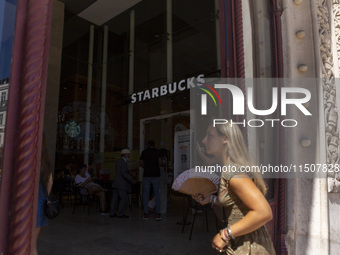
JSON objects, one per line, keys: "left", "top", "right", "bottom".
{"left": 174, "top": 129, "right": 190, "bottom": 180}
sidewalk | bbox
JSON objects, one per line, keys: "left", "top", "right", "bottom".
{"left": 38, "top": 196, "right": 219, "bottom": 255}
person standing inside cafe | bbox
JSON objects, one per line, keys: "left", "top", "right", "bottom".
{"left": 110, "top": 148, "right": 134, "bottom": 218}
{"left": 140, "top": 140, "right": 162, "bottom": 220}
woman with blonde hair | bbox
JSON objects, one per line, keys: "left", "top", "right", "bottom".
{"left": 193, "top": 122, "right": 275, "bottom": 254}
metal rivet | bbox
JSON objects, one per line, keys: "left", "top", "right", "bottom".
{"left": 257, "top": 11, "right": 262, "bottom": 18}
{"left": 259, "top": 42, "right": 264, "bottom": 49}
{"left": 298, "top": 64, "right": 308, "bottom": 73}
{"left": 300, "top": 139, "right": 311, "bottom": 147}
{"left": 296, "top": 30, "right": 305, "bottom": 39}
{"left": 294, "top": 0, "right": 302, "bottom": 5}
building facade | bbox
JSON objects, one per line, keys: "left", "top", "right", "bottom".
{"left": 0, "top": 0, "right": 340, "bottom": 254}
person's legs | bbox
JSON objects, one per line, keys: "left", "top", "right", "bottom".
{"left": 88, "top": 186, "right": 107, "bottom": 211}
{"left": 88, "top": 184, "right": 107, "bottom": 194}
{"left": 96, "top": 191, "right": 106, "bottom": 211}
{"left": 143, "top": 177, "right": 151, "bottom": 214}
{"left": 117, "top": 189, "right": 128, "bottom": 216}
{"left": 110, "top": 189, "right": 119, "bottom": 216}
{"left": 91, "top": 183, "right": 107, "bottom": 192}
{"left": 151, "top": 177, "right": 161, "bottom": 215}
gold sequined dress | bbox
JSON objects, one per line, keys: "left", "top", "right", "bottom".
{"left": 217, "top": 167, "right": 276, "bottom": 255}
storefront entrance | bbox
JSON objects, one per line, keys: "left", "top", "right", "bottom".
{"left": 0, "top": 0, "right": 287, "bottom": 253}
{"left": 140, "top": 111, "right": 190, "bottom": 182}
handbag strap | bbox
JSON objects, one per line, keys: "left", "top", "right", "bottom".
{"left": 40, "top": 168, "right": 49, "bottom": 198}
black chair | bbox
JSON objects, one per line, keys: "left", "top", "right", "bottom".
{"left": 181, "top": 196, "right": 212, "bottom": 240}
{"left": 128, "top": 181, "right": 143, "bottom": 210}
{"left": 73, "top": 184, "right": 92, "bottom": 215}
{"left": 55, "top": 177, "right": 74, "bottom": 208}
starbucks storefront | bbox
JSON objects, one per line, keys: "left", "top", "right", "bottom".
{"left": 55, "top": 0, "right": 220, "bottom": 185}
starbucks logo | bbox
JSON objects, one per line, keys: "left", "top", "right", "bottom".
{"left": 65, "top": 120, "right": 80, "bottom": 137}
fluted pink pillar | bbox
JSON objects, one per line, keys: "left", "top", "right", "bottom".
{"left": 0, "top": 0, "right": 53, "bottom": 254}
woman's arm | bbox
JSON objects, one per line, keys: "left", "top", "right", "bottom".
{"left": 227, "top": 174, "right": 272, "bottom": 237}
{"left": 75, "top": 174, "right": 92, "bottom": 187}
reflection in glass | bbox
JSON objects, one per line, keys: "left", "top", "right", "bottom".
{"left": 56, "top": 0, "right": 219, "bottom": 179}
{"left": 0, "top": 0, "right": 17, "bottom": 188}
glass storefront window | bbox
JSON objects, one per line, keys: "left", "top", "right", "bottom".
{"left": 56, "top": 0, "right": 219, "bottom": 180}
{"left": 0, "top": 0, "right": 17, "bottom": 186}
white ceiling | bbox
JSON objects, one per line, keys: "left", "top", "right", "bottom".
{"left": 78, "top": 0, "right": 142, "bottom": 26}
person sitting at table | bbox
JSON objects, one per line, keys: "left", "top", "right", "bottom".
{"left": 75, "top": 164, "right": 109, "bottom": 214}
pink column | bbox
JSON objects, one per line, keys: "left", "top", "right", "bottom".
{"left": 219, "top": 0, "right": 246, "bottom": 137}
{"left": 218, "top": 0, "right": 228, "bottom": 78}
{"left": 0, "top": 0, "right": 53, "bottom": 254}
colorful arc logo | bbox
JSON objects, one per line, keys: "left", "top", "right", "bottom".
{"left": 199, "top": 84, "right": 223, "bottom": 115}
{"left": 199, "top": 84, "right": 223, "bottom": 107}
